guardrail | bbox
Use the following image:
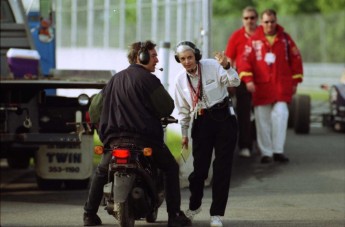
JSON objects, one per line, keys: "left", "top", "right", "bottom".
{"left": 301, "top": 63, "right": 344, "bottom": 91}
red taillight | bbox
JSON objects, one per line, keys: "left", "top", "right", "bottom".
{"left": 112, "top": 149, "right": 130, "bottom": 164}
{"left": 112, "top": 149, "right": 130, "bottom": 158}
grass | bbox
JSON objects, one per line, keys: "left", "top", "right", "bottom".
{"left": 297, "top": 89, "right": 329, "bottom": 101}
{"left": 166, "top": 130, "right": 183, "bottom": 158}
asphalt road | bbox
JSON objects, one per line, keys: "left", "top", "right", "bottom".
{"left": 1, "top": 127, "right": 344, "bottom": 227}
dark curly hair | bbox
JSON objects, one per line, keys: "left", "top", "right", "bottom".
{"left": 127, "top": 40, "right": 157, "bottom": 64}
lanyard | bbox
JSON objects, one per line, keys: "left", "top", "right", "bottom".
{"left": 186, "top": 63, "right": 202, "bottom": 108}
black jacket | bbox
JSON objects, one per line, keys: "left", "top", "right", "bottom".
{"left": 99, "top": 64, "right": 174, "bottom": 146}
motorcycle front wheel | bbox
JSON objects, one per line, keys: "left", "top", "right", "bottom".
{"left": 117, "top": 199, "right": 135, "bottom": 227}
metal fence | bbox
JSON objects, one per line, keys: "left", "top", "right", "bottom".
{"left": 52, "top": 0, "right": 345, "bottom": 93}
{"left": 55, "top": 0, "right": 210, "bottom": 55}
{"left": 54, "top": 0, "right": 345, "bottom": 63}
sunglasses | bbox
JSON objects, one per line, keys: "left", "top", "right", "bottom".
{"left": 264, "top": 20, "right": 276, "bottom": 24}
{"left": 243, "top": 16, "right": 256, "bottom": 20}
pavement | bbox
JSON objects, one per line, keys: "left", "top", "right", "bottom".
{"left": 163, "top": 127, "right": 345, "bottom": 227}
{"left": 0, "top": 127, "right": 344, "bottom": 227}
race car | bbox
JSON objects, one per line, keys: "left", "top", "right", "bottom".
{"left": 322, "top": 72, "right": 345, "bottom": 132}
{"left": 288, "top": 70, "right": 345, "bottom": 134}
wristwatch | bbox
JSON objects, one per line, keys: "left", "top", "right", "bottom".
{"left": 223, "top": 62, "right": 231, "bottom": 70}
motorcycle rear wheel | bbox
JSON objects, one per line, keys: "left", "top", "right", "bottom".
{"left": 117, "top": 200, "right": 135, "bottom": 227}
{"left": 146, "top": 207, "right": 158, "bottom": 223}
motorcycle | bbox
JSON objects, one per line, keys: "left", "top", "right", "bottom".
{"left": 94, "top": 116, "right": 178, "bottom": 227}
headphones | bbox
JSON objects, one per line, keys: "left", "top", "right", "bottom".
{"left": 174, "top": 41, "right": 202, "bottom": 63}
{"left": 138, "top": 42, "right": 150, "bottom": 65}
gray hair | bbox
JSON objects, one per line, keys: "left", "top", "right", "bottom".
{"left": 175, "top": 44, "right": 195, "bottom": 55}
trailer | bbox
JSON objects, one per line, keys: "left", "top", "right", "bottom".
{"left": 0, "top": 0, "right": 112, "bottom": 189}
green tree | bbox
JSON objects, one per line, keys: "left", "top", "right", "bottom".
{"left": 316, "top": 0, "right": 345, "bottom": 13}
{"left": 213, "top": 0, "right": 256, "bottom": 16}
{"left": 213, "top": 0, "right": 345, "bottom": 16}
{"left": 254, "top": 0, "right": 320, "bottom": 15}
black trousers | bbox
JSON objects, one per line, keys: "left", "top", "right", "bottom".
{"left": 84, "top": 138, "right": 181, "bottom": 216}
{"left": 235, "top": 82, "right": 254, "bottom": 150}
{"left": 189, "top": 107, "right": 238, "bottom": 216}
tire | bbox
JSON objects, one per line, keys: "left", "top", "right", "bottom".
{"left": 64, "top": 178, "right": 90, "bottom": 190}
{"left": 7, "top": 154, "right": 31, "bottom": 169}
{"left": 36, "top": 177, "right": 63, "bottom": 190}
{"left": 288, "top": 95, "right": 297, "bottom": 128}
{"left": 118, "top": 199, "right": 135, "bottom": 227}
{"left": 7, "top": 148, "right": 33, "bottom": 169}
{"left": 294, "top": 94, "right": 311, "bottom": 134}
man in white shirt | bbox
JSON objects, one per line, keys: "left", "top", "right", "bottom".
{"left": 174, "top": 41, "right": 240, "bottom": 227}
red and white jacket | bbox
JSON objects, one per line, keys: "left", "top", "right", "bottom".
{"left": 225, "top": 26, "right": 255, "bottom": 68}
{"left": 238, "top": 24, "right": 303, "bottom": 106}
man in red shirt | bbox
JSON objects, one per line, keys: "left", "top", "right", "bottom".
{"left": 238, "top": 9, "right": 303, "bottom": 164}
{"left": 225, "top": 6, "right": 258, "bottom": 158}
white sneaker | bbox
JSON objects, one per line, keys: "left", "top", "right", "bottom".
{"left": 239, "top": 148, "right": 251, "bottom": 158}
{"left": 185, "top": 207, "right": 201, "bottom": 220}
{"left": 210, "top": 216, "right": 223, "bottom": 227}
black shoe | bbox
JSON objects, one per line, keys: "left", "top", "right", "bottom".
{"left": 168, "top": 211, "right": 192, "bottom": 227}
{"left": 83, "top": 212, "right": 102, "bottom": 226}
{"left": 273, "top": 153, "right": 289, "bottom": 163}
{"left": 260, "top": 156, "right": 273, "bottom": 164}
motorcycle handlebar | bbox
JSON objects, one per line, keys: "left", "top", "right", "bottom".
{"left": 161, "top": 116, "right": 178, "bottom": 126}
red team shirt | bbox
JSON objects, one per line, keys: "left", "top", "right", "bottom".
{"left": 225, "top": 27, "right": 252, "bottom": 68}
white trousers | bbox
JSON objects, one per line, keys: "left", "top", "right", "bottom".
{"left": 254, "top": 102, "right": 289, "bottom": 157}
